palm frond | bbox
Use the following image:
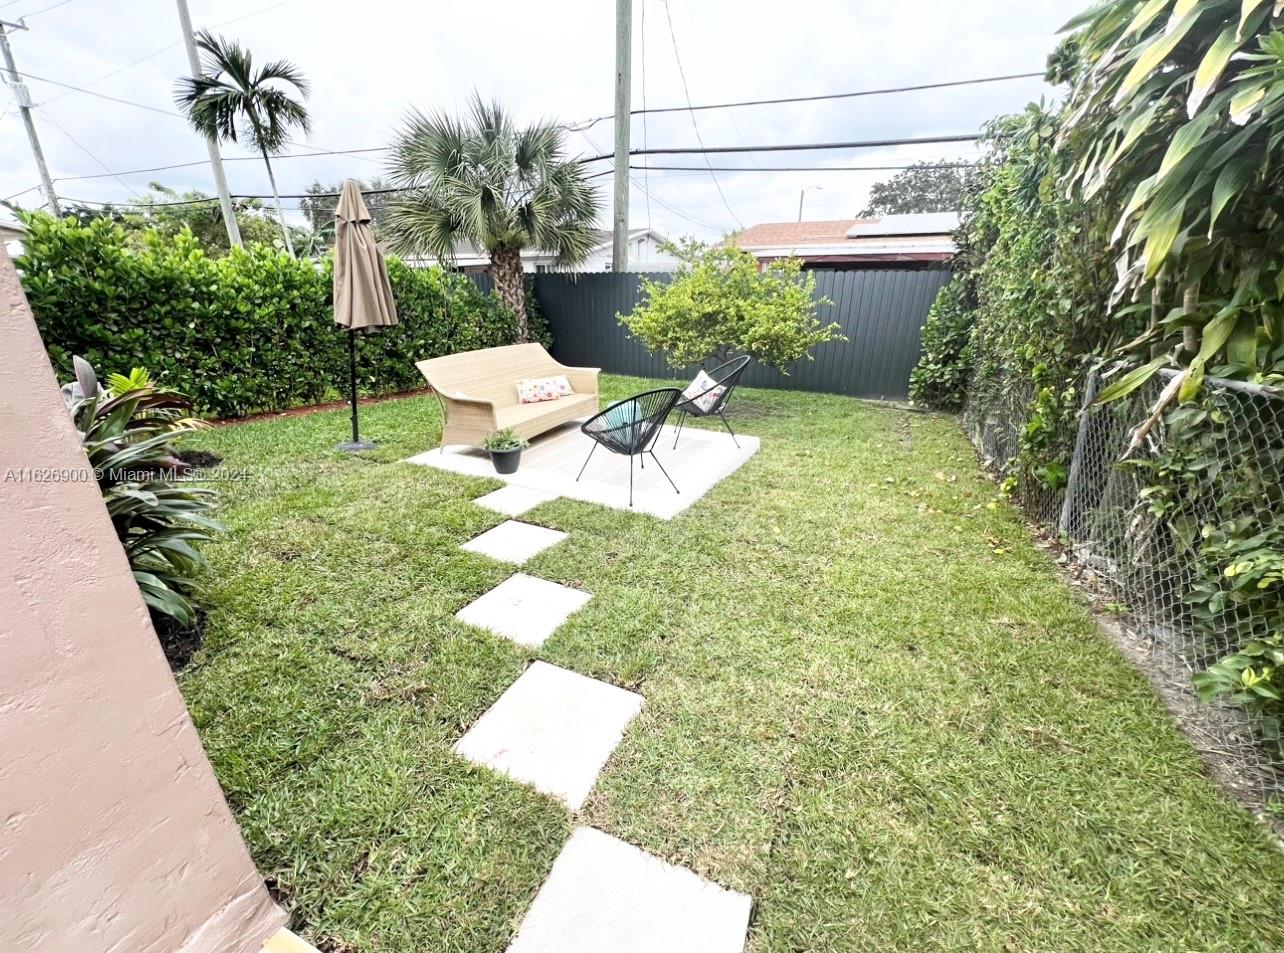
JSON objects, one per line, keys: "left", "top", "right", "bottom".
{"left": 174, "top": 30, "right": 310, "bottom": 154}
{"left": 385, "top": 94, "right": 602, "bottom": 264}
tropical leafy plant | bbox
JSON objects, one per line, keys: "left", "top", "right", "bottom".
{"left": 860, "top": 161, "right": 975, "bottom": 216}
{"left": 64, "top": 182, "right": 298, "bottom": 254}
{"left": 65, "top": 357, "right": 223, "bottom": 627}
{"left": 1058, "top": 0, "right": 1284, "bottom": 409}
{"left": 300, "top": 176, "right": 394, "bottom": 248}
{"left": 908, "top": 277, "right": 974, "bottom": 410}
{"left": 482, "top": 429, "right": 529, "bottom": 452}
{"left": 1195, "top": 636, "right": 1284, "bottom": 756}
{"left": 175, "top": 30, "right": 311, "bottom": 257}
{"left": 619, "top": 239, "right": 843, "bottom": 371}
{"left": 385, "top": 94, "right": 602, "bottom": 339}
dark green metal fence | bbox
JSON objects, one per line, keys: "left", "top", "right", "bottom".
{"left": 529, "top": 268, "right": 951, "bottom": 400}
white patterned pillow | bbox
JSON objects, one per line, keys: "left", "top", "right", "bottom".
{"left": 517, "top": 375, "right": 572, "bottom": 404}
{"left": 682, "top": 369, "right": 725, "bottom": 413}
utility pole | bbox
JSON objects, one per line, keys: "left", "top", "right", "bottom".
{"left": 174, "top": 0, "right": 241, "bottom": 247}
{"left": 611, "top": 0, "right": 631, "bottom": 272}
{"left": 0, "top": 19, "right": 60, "bottom": 216}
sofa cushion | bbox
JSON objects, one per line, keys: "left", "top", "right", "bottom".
{"left": 517, "top": 375, "right": 572, "bottom": 404}
{"left": 496, "top": 392, "right": 597, "bottom": 430}
{"left": 682, "top": 369, "right": 725, "bottom": 413}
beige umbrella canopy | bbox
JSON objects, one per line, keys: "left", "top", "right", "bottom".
{"left": 333, "top": 179, "right": 397, "bottom": 450}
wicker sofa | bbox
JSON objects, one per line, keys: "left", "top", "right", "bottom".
{"left": 415, "top": 343, "right": 600, "bottom": 448}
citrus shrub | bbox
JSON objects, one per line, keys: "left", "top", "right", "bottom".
{"left": 618, "top": 239, "right": 843, "bottom": 371}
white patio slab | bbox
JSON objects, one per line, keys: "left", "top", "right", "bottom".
{"left": 474, "top": 485, "right": 559, "bottom": 517}
{"left": 455, "top": 573, "right": 591, "bottom": 648}
{"left": 507, "top": 827, "right": 753, "bottom": 953}
{"left": 406, "top": 419, "right": 758, "bottom": 520}
{"left": 461, "top": 520, "right": 568, "bottom": 565}
{"left": 454, "top": 661, "right": 643, "bottom": 810}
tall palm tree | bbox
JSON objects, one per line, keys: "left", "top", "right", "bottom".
{"left": 386, "top": 95, "right": 602, "bottom": 339}
{"left": 175, "top": 31, "right": 310, "bottom": 257}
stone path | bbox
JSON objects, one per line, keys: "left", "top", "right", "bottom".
{"left": 462, "top": 520, "right": 567, "bottom": 565}
{"left": 454, "top": 661, "right": 643, "bottom": 810}
{"left": 474, "top": 485, "right": 559, "bottom": 518}
{"left": 453, "top": 487, "right": 753, "bottom": 952}
{"left": 507, "top": 827, "right": 753, "bottom": 953}
{"left": 455, "top": 573, "right": 590, "bottom": 649}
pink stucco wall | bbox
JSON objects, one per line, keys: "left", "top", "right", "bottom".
{"left": 0, "top": 246, "right": 286, "bottom": 953}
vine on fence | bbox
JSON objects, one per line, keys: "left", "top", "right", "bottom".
{"left": 910, "top": 5, "right": 1284, "bottom": 801}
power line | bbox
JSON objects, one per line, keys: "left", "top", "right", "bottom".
{"left": 569, "top": 70, "right": 1047, "bottom": 128}
{"left": 61, "top": 168, "right": 617, "bottom": 209}
{"left": 580, "top": 125, "right": 725, "bottom": 233}
{"left": 3, "top": 182, "right": 40, "bottom": 201}
{"left": 40, "top": 0, "right": 300, "bottom": 108}
{"left": 37, "top": 109, "right": 141, "bottom": 198}
{"left": 634, "top": 161, "right": 975, "bottom": 172}
{"left": 17, "top": 68, "right": 183, "bottom": 116}
{"left": 575, "top": 132, "right": 982, "bottom": 163}
{"left": 9, "top": 0, "right": 73, "bottom": 17}
{"left": 51, "top": 146, "right": 387, "bottom": 183}
{"left": 676, "top": 0, "right": 762, "bottom": 175}
{"left": 635, "top": 70, "right": 1045, "bottom": 116}
{"left": 659, "top": 0, "right": 741, "bottom": 228}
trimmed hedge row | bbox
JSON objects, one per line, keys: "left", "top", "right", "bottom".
{"left": 18, "top": 213, "right": 544, "bottom": 418}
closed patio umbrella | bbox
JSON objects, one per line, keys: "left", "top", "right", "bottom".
{"left": 333, "top": 179, "right": 398, "bottom": 451}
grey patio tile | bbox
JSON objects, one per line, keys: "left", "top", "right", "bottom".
{"left": 454, "top": 661, "right": 643, "bottom": 810}
{"left": 474, "top": 485, "right": 560, "bottom": 517}
{"left": 506, "top": 827, "right": 752, "bottom": 953}
{"left": 455, "top": 573, "right": 591, "bottom": 648}
{"left": 461, "top": 520, "right": 567, "bottom": 565}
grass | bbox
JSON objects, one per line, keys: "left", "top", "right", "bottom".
{"left": 180, "top": 376, "right": 1284, "bottom": 952}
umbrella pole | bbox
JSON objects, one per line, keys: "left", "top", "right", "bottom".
{"left": 348, "top": 329, "right": 360, "bottom": 444}
{"left": 337, "top": 329, "right": 376, "bottom": 452}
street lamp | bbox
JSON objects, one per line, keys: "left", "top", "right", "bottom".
{"left": 798, "top": 185, "right": 824, "bottom": 222}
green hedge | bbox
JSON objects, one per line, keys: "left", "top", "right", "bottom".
{"left": 18, "top": 212, "right": 545, "bottom": 418}
{"left": 908, "top": 277, "right": 973, "bottom": 412}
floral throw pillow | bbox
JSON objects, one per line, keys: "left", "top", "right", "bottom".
{"left": 682, "top": 369, "right": 726, "bottom": 413}
{"left": 517, "top": 375, "right": 573, "bottom": 404}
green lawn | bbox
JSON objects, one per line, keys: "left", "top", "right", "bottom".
{"left": 181, "top": 376, "right": 1284, "bottom": 952}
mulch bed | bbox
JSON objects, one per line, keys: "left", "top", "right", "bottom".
{"left": 209, "top": 387, "right": 432, "bottom": 428}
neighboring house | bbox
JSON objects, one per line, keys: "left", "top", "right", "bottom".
{"left": 0, "top": 219, "right": 24, "bottom": 258}
{"left": 734, "top": 213, "right": 958, "bottom": 269}
{"left": 407, "top": 228, "right": 680, "bottom": 274}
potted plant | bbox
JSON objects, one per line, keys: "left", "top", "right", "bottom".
{"left": 482, "top": 428, "right": 529, "bottom": 474}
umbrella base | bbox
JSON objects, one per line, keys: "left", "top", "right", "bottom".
{"left": 336, "top": 440, "right": 379, "bottom": 452}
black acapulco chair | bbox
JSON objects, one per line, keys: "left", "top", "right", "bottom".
{"left": 577, "top": 387, "right": 683, "bottom": 507}
{"left": 672, "top": 354, "right": 751, "bottom": 449}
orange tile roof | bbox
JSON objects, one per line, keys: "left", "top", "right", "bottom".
{"left": 734, "top": 219, "right": 876, "bottom": 247}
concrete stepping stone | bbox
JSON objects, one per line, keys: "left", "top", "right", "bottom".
{"left": 507, "top": 827, "right": 752, "bottom": 953}
{"left": 454, "top": 661, "right": 643, "bottom": 810}
{"left": 455, "top": 573, "right": 591, "bottom": 648}
{"left": 475, "top": 485, "right": 559, "bottom": 517}
{"left": 462, "top": 520, "right": 567, "bottom": 565}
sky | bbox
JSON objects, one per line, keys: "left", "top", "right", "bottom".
{"left": 0, "top": 0, "right": 1088, "bottom": 242}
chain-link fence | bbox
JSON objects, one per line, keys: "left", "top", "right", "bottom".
{"left": 962, "top": 364, "right": 1067, "bottom": 526}
{"left": 968, "top": 364, "right": 1284, "bottom": 817}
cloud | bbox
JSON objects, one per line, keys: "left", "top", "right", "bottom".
{"left": 0, "top": 0, "right": 1086, "bottom": 239}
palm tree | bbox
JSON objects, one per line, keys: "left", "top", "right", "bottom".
{"left": 175, "top": 31, "right": 310, "bottom": 257}
{"left": 386, "top": 95, "right": 602, "bottom": 339}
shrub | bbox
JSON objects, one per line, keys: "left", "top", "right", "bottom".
{"left": 19, "top": 212, "right": 530, "bottom": 418}
{"left": 618, "top": 239, "right": 843, "bottom": 371}
{"left": 64, "top": 357, "right": 222, "bottom": 628}
{"left": 908, "top": 278, "right": 974, "bottom": 411}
